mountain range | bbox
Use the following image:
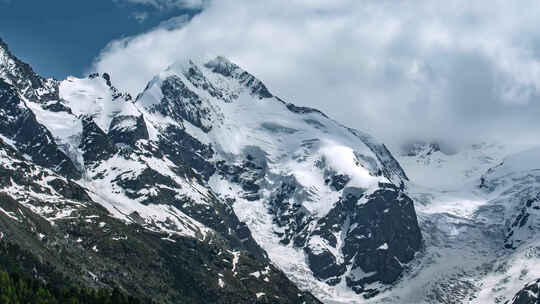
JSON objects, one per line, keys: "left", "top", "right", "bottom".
{"left": 0, "top": 37, "right": 538, "bottom": 303}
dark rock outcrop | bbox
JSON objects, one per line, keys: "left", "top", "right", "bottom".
{"left": 508, "top": 278, "right": 540, "bottom": 304}
{"left": 109, "top": 114, "right": 149, "bottom": 146}
{"left": 80, "top": 116, "right": 116, "bottom": 164}
{"left": 0, "top": 80, "right": 80, "bottom": 179}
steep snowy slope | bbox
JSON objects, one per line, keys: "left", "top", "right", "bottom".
{"left": 0, "top": 42, "right": 80, "bottom": 179}
{"left": 133, "top": 57, "right": 422, "bottom": 301}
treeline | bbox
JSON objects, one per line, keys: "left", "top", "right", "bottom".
{"left": 0, "top": 269, "right": 141, "bottom": 304}
{"left": 0, "top": 241, "right": 143, "bottom": 303}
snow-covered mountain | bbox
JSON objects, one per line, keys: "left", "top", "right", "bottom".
{"left": 0, "top": 38, "right": 321, "bottom": 303}
{"left": 134, "top": 57, "right": 423, "bottom": 300}
{"left": 0, "top": 38, "right": 423, "bottom": 303}
{"left": 5, "top": 32, "right": 539, "bottom": 303}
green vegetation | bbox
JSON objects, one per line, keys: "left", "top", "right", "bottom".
{"left": 0, "top": 269, "right": 140, "bottom": 304}
{"left": 0, "top": 241, "right": 141, "bottom": 304}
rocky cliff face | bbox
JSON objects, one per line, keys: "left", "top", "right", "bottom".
{"left": 0, "top": 38, "right": 423, "bottom": 302}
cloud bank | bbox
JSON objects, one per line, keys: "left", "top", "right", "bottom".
{"left": 93, "top": 0, "right": 540, "bottom": 150}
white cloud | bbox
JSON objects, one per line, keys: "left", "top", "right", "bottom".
{"left": 93, "top": 0, "right": 540, "bottom": 149}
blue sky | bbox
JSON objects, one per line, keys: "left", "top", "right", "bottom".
{"left": 0, "top": 0, "right": 199, "bottom": 79}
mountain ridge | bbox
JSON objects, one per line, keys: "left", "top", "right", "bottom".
{"left": 0, "top": 37, "right": 426, "bottom": 303}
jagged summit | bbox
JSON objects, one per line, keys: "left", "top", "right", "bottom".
{"left": 141, "top": 56, "right": 273, "bottom": 104}
{"left": 0, "top": 37, "right": 58, "bottom": 102}
{"left": 202, "top": 56, "right": 273, "bottom": 98}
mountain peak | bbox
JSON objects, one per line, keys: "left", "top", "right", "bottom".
{"left": 0, "top": 37, "right": 8, "bottom": 53}
{"left": 0, "top": 37, "right": 36, "bottom": 81}
{"left": 203, "top": 55, "right": 238, "bottom": 76}
{"left": 0, "top": 37, "right": 58, "bottom": 102}
{"left": 157, "top": 56, "right": 273, "bottom": 100}
{"left": 205, "top": 56, "right": 273, "bottom": 99}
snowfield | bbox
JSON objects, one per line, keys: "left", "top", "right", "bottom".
{"left": 378, "top": 142, "right": 540, "bottom": 304}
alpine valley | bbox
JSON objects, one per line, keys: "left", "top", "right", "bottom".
{"left": 0, "top": 37, "right": 538, "bottom": 304}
